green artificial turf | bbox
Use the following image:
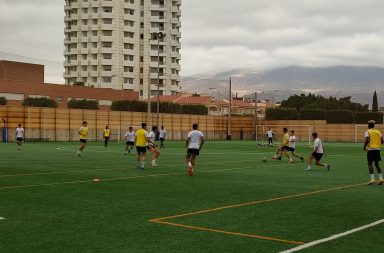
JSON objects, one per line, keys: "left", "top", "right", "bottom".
{"left": 0, "top": 141, "right": 383, "bottom": 253}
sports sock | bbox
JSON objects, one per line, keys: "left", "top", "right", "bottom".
{"left": 370, "top": 174, "right": 375, "bottom": 180}
{"left": 379, "top": 174, "right": 383, "bottom": 180}
{"left": 141, "top": 161, "right": 145, "bottom": 167}
{"left": 307, "top": 165, "right": 311, "bottom": 170}
{"left": 188, "top": 162, "right": 192, "bottom": 167}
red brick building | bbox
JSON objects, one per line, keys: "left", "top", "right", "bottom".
{"left": 0, "top": 60, "right": 139, "bottom": 110}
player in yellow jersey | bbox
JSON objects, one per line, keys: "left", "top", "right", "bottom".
{"left": 135, "top": 123, "right": 152, "bottom": 170}
{"left": 77, "top": 121, "right": 88, "bottom": 157}
{"left": 364, "top": 120, "right": 383, "bottom": 185}
{"left": 103, "top": 125, "right": 111, "bottom": 147}
{"left": 272, "top": 128, "right": 292, "bottom": 162}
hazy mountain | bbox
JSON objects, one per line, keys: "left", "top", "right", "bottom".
{"left": 181, "top": 66, "right": 384, "bottom": 106}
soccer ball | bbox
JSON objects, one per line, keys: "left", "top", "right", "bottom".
{"left": 262, "top": 157, "right": 267, "bottom": 162}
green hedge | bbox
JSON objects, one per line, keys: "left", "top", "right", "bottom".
{"left": 355, "top": 112, "right": 384, "bottom": 124}
{"left": 110, "top": 100, "right": 147, "bottom": 112}
{"left": 325, "top": 110, "right": 355, "bottom": 124}
{"left": 299, "top": 109, "right": 325, "bottom": 120}
{"left": 68, "top": 99, "right": 99, "bottom": 110}
{"left": 22, "top": 97, "right": 58, "bottom": 108}
{"left": 180, "top": 104, "right": 208, "bottom": 115}
{"left": 265, "top": 108, "right": 298, "bottom": 120}
{"left": 0, "top": 96, "right": 7, "bottom": 105}
{"left": 111, "top": 100, "right": 208, "bottom": 115}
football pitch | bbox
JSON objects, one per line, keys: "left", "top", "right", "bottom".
{"left": 1, "top": 141, "right": 383, "bottom": 253}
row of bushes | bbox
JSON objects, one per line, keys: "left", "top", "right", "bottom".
{"left": 11, "top": 98, "right": 209, "bottom": 115}
{"left": 111, "top": 100, "right": 208, "bottom": 115}
{"left": 265, "top": 108, "right": 384, "bottom": 124}
{"left": 0, "top": 96, "right": 7, "bottom": 105}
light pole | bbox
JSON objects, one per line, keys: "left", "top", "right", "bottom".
{"left": 227, "top": 77, "right": 232, "bottom": 140}
{"left": 150, "top": 31, "right": 166, "bottom": 128}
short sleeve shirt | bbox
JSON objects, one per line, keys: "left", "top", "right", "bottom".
{"left": 188, "top": 130, "right": 204, "bottom": 149}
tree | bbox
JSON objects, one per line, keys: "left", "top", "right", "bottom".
{"left": 0, "top": 96, "right": 8, "bottom": 105}
{"left": 22, "top": 97, "right": 58, "bottom": 108}
{"left": 372, "top": 91, "right": 379, "bottom": 112}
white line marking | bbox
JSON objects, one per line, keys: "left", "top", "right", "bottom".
{"left": 279, "top": 219, "right": 384, "bottom": 253}
{"left": 0, "top": 217, "right": 5, "bottom": 220}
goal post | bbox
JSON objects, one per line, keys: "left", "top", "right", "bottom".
{"left": 256, "top": 124, "right": 313, "bottom": 146}
{"left": 354, "top": 124, "right": 384, "bottom": 144}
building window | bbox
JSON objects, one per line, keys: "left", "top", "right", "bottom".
{"left": 102, "top": 77, "right": 112, "bottom": 83}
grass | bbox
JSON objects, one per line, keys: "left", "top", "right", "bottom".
{"left": 0, "top": 140, "right": 383, "bottom": 253}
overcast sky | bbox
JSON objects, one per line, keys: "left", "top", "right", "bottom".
{"left": 1, "top": 0, "right": 384, "bottom": 81}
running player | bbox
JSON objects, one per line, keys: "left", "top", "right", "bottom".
{"left": 186, "top": 123, "right": 204, "bottom": 176}
{"left": 77, "top": 121, "right": 88, "bottom": 157}
{"left": 364, "top": 120, "right": 383, "bottom": 185}
{"left": 306, "top": 132, "right": 330, "bottom": 171}
{"left": 135, "top": 123, "right": 150, "bottom": 170}
{"left": 159, "top": 126, "right": 167, "bottom": 149}
{"left": 272, "top": 128, "right": 292, "bottom": 162}
{"left": 124, "top": 127, "right": 135, "bottom": 155}
{"left": 147, "top": 126, "right": 160, "bottom": 167}
{"left": 103, "top": 126, "right": 110, "bottom": 147}
{"left": 15, "top": 123, "right": 24, "bottom": 150}
{"left": 286, "top": 130, "right": 304, "bottom": 163}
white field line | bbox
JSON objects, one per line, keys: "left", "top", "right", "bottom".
{"left": 279, "top": 219, "right": 384, "bottom": 253}
{"left": 0, "top": 217, "right": 5, "bottom": 220}
{"left": 0, "top": 164, "right": 302, "bottom": 190}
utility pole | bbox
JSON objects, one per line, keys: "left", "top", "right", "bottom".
{"left": 227, "top": 77, "right": 232, "bottom": 140}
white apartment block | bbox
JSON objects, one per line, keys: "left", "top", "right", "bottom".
{"left": 64, "top": 0, "right": 181, "bottom": 99}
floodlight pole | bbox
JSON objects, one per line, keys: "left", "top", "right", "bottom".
{"left": 227, "top": 77, "right": 232, "bottom": 140}
{"left": 254, "top": 92, "right": 258, "bottom": 140}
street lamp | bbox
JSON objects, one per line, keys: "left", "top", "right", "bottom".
{"left": 150, "top": 31, "right": 166, "bottom": 129}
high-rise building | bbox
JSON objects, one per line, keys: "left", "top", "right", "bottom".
{"left": 64, "top": 0, "right": 181, "bottom": 99}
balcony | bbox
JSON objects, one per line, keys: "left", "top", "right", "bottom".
{"left": 80, "top": 60, "right": 89, "bottom": 65}
{"left": 100, "top": 59, "right": 113, "bottom": 65}
{"left": 90, "top": 48, "right": 99, "bottom": 54}
{"left": 123, "top": 60, "right": 135, "bottom": 67}
{"left": 100, "top": 12, "right": 113, "bottom": 19}
{"left": 171, "top": 51, "right": 180, "bottom": 58}
{"left": 101, "top": 36, "right": 113, "bottom": 42}
{"left": 80, "top": 71, "right": 89, "bottom": 77}
{"left": 150, "top": 73, "right": 166, "bottom": 79}
{"left": 151, "top": 4, "right": 166, "bottom": 11}
{"left": 100, "top": 48, "right": 113, "bottom": 54}
{"left": 80, "top": 48, "right": 89, "bottom": 54}
{"left": 100, "top": 24, "right": 113, "bottom": 30}
{"left": 100, "top": 71, "right": 113, "bottom": 76}
{"left": 123, "top": 72, "right": 135, "bottom": 78}
{"left": 89, "top": 60, "right": 99, "bottom": 66}
{"left": 101, "top": 0, "right": 114, "bottom": 7}
{"left": 171, "top": 40, "right": 180, "bottom": 47}
{"left": 150, "top": 50, "right": 166, "bottom": 57}
{"left": 150, "top": 16, "right": 166, "bottom": 23}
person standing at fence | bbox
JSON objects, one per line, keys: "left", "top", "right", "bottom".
{"left": 124, "top": 127, "right": 135, "bottom": 155}
{"left": 267, "top": 128, "right": 273, "bottom": 146}
{"left": 77, "top": 121, "right": 88, "bottom": 157}
{"left": 148, "top": 126, "right": 160, "bottom": 167}
{"left": 159, "top": 126, "right": 167, "bottom": 149}
{"left": 306, "top": 132, "right": 330, "bottom": 171}
{"left": 15, "top": 123, "right": 24, "bottom": 151}
{"left": 103, "top": 126, "right": 111, "bottom": 147}
{"left": 364, "top": 120, "right": 383, "bottom": 185}
{"left": 186, "top": 123, "right": 204, "bottom": 176}
{"left": 135, "top": 123, "right": 150, "bottom": 170}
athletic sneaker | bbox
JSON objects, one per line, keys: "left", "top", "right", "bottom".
{"left": 77, "top": 152, "right": 81, "bottom": 157}
{"left": 305, "top": 168, "right": 311, "bottom": 171}
{"left": 368, "top": 179, "right": 376, "bottom": 185}
{"left": 188, "top": 166, "right": 194, "bottom": 176}
{"left": 300, "top": 157, "right": 304, "bottom": 162}
{"left": 152, "top": 163, "right": 158, "bottom": 167}
{"left": 124, "top": 151, "right": 127, "bottom": 155}
{"left": 379, "top": 179, "right": 384, "bottom": 185}
{"left": 288, "top": 160, "right": 294, "bottom": 164}
{"left": 326, "top": 165, "right": 331, "bottom": 171}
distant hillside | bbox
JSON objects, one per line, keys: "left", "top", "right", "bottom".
{"left": 181, "top": 66, "right": 384, "bottom": 106}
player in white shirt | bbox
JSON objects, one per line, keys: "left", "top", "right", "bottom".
{"left": 267, "top": 128, "right": 273, "bottom": 146}
{"left": 285, "top": 130, "right": 304, "bottom": 163}
{"left": 15, "top": 123, "right": 24, "bottom": 150}
{"left": 186, "top": 123, "right": 204, "bottom": 176}
{"left": 307, "top": 132, "right": 330, "bottom": 171}
{"left": 159, "top": 126, "right": 167, "bottom": 149}
{"left": 148, "top": 126, "right": 160, "bottom": 167}
{"left": 124, "top": 127, "right": 135, "bottom": 155}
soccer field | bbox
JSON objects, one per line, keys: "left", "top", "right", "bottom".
{"left": 1, "top": 141, "right": 383, "bottom": 253}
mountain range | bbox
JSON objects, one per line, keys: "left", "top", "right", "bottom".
{"left": 181, "top": 66, "right": 384, "bottom": 106}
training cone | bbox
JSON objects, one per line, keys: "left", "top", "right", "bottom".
{"left": 92, "top": 178, "right": 101, "bottom": 182}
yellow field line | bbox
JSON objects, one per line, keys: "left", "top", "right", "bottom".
{"left": 149, "top": 182, "right": 367, "bottom": 245}
{"left": 151, "top": 182, "right": 367, "bottom": 221}
{"left": 151, "top": 220, "right": 305, "bottom": 245}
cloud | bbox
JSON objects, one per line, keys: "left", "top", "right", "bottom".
{"left": 1, "top": 0, "right": 384, "bottom": 79}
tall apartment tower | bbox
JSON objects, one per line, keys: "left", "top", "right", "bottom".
{"left": 64, "top": 0, "right": 181, "bottom": 99}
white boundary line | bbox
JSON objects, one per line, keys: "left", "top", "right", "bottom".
{"left": 279, "top": 219, "right": 384, "bottom": 253}
{"left": 0, "top": 217, "right": 5, "bottom": 220}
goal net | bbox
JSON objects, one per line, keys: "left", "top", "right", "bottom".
{"left": 355, "top": 124, "right": 384, "bottom": 143}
